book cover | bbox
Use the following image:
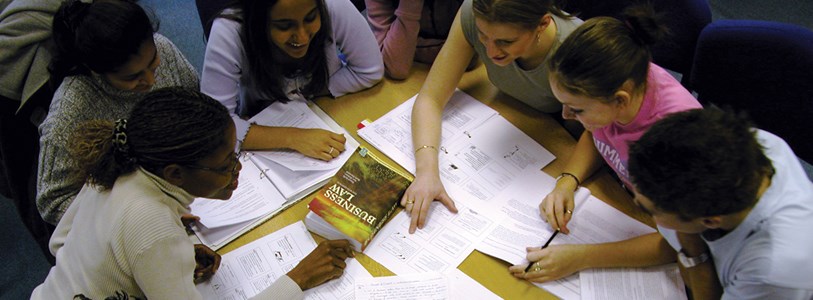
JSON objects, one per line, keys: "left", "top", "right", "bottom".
{"left": 307, "top": 147, "right": 412, "bottom": 251}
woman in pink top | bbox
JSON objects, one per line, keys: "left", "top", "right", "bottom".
{"left": 509, "top": 6, "right": 702, "bottom": 283}
{"left": 366, "top": 0, "right": 463, "bottom": 79}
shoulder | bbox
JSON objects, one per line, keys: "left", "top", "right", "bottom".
{"left": 552, "top": 14, "right": 584, "bottom": 39}
{"left": 110, "top": 175, "right": 187, "bottom": 252}
{"left": 646, "top": 63, "right": 701, "bottom": 114}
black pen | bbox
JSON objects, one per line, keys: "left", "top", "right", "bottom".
{"left": 525, "top": 230, "right": 559, "bottom": 272}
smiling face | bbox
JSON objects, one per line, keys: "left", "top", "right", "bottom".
{"left": 267, "top": 0, "right": 322, "bottom": 59}
{"left": 474, "top": 17, "right": 542, "bottom": 67}
{"left": 180, "top": 123, "right": 242, "bottom": 200}
{"left": 102, "top": 37, "right": 160, "bottom": 92}
{"left": 550, "top": 75, "right": 623, "bottom": 132}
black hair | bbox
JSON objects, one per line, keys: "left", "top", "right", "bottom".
{"left": 50, "top": 0, "right": 157, "bottom": 79}
{"left": 548, "top": 5, "right": 669, "bottom": 101}
{"left": 628, "top": 109, "right": 774, "bottom": 220}
{"left": 221, "top": 0, "right": 332, "bottom": 111}
{"left": 68, "top": 87, "right": 231, "bottom": 190}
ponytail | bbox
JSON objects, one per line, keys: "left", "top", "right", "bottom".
{"left": 68, "top": 88, "right": 231, "bottom": 190}
{"left": 548, "top": 4, "right": 669, "bottom": 100}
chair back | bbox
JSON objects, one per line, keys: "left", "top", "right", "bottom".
{"left": 561, "top": 0, "right": 712, "bottom": 86}
{"left": 690, "top": 20, "right": 813, "bottom": 162}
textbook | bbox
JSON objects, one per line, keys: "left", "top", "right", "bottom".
{"left": 305, "top": 147, "right": 413, "bottom": 252}
{"left": 190, "top": 99, "right": 359, "bottom": 250}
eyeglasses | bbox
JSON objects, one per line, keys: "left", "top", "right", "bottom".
{"left": 185, "top": 152, "right": 240, "bottom": 175}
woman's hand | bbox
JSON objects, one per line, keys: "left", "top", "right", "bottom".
{"left": 287, "top": 240, "right": 355, "bottom": 290}
{"left": 539, "top": 179, "right": 578, "bottom": 234}
{"left": 401, "top": 173, "right": 457, "bottom": 234}
{"left": 193, "top": 244, "right": 221, "bottom": 284}
{"left": 508, "top": 244, "right": 587, "bottom": 283}
{"left": 289, "top": 128, "right": 347, "bottom": 161}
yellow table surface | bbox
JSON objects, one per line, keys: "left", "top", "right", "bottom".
{"left": 218, "top": 64, "right": 654, "bottom": 299}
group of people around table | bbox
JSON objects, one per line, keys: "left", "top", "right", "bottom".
{"left": 19, "top": 0, "right": 813, "bottom": 299}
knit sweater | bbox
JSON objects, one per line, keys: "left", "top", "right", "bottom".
{"left": 36, "top": 33, "right": 199, "bottom": 225}
{"left": 31, "top": 168, "right": 304, "bottom": 299}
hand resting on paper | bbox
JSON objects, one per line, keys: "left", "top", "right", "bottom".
{"left": 287, "top": 239, "right": 355, "bottom": 290}
{"left": 289, "top": 128, "right": 346, "bottom": 161}
{"left": 508, "top": 244, "right": 586, "bottom": 283}
{"left": 193, "top": 244, "right": 221, "bottom": 284}
{"left": 401, "top": 172, "right": 458, "bottom": 234}
{"left": 539, "top": 179, "right": 578, "bottom": 234}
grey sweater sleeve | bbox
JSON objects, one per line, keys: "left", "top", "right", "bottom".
{"left": 36, "top": 81, "right": 86, "bottom": 225}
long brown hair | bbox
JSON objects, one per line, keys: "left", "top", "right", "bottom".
{"left": 548, "top": 5, "right": 669, "bottom": 101}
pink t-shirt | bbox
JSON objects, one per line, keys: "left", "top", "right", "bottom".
{"left": 592, "top": 63, "right": 702, "bottom": 188}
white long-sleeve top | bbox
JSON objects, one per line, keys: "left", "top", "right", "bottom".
{"left": 31, "top": 168, "right": 304, "bottom": 299}
{"left": 201, "top": 0, "right": 384, "bottom": 143}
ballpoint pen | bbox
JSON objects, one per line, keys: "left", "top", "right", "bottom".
{"left": 525, "top": 230, "right": 559, "bottom": 273}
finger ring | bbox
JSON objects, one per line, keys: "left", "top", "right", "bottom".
{"left": 328, "top": 147, "right": 334, "bottom": 154}
{"left": 533, "top": 266, "right": 542, "bottom": 272}
{"left": 565, "top": 209, "right": 573, "bottom": 214}
{"left": 405, "top": 199, "right": 414, "bottom": 205}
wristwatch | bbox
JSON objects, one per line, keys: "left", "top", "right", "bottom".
{"left": 678, "top": 249, "right": 710, "bottom": 268}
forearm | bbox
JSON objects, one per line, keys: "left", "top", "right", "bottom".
{"left": 367, "top": 0, "right": 425, "bottom": 79}
{"left": 241, "top": 125, "right": 305, "bottom": 150}
{"left": 556, "top": 131, "right": 604, "bottom": 190}
{"left": 576, "top": 233, "right": 676, "bottom": 270}
{"left": 678, "top": 232, "right": 722, "bottom": 300}
{"left": 411, "top": 8, "right": 473, "bottom": 178}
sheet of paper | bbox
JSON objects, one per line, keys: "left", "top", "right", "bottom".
{"left": 445, "top": 268, "right": 501, "bottom": 300}
{"left": 580, "top": 264, "right": 687, "bottom": 300}
{"left": 249, "top": 99, "right": 353, "bottom": 171}
{"left": 475, "top": 171, "right": 657, "bottom": 299}
{"left": 365, "top": 199, "right": 500, "bottom": 275}
{"left": 358, "top": 91, "right": 555, "bottom": 208}
{"left": 355, "top": 272, "right": 449, "bottom": 300}
{"left": 437, "top": 116, "right": 555, "bottom": 206}
{"left": 190, "top": 153, "right": 288, "bottom": 228}
{"left": 358, "top": 90, "right": 499, "bottom": 175}
{"left": 196, "top": 221, "right": 371, "bottom": 300}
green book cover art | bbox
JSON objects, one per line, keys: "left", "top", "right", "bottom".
{"left": 308, "top": 147, "right": 412, "bottom": 250}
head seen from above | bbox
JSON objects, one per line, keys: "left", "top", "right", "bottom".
{"left": 472, "top": 0, "right": 567, "bottom": 67}
{"left": 628, "top": 109, "right": 774, "bottom": 233}
{"left": 68, "top": 88, "right": 241, "bottom": 200}
{"left": 548, "top": 6, "right": 668, "bottom": 131}
{"left": 51, "top": 0, "right": 159, "bottom": 92}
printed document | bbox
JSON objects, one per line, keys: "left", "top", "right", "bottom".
{"left": 196, "top": 221, "right": 371, "bottom": 300}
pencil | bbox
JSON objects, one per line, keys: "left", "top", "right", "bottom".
{"left": 524, "top": 230, "right": 559, "bottom": 273}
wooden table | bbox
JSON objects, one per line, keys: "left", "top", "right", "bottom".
{"left": 219, "top": 64, "right": 654, "bottom": 299}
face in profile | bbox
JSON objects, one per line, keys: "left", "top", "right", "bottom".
{"left": 550, "top": 75, "right": 622, "bottom": 132}
{"left": 182, "top": 123, "right": 242, "bottom": 200}
{"left": 103, "top": 38, "right": 160, "bottom": 92}
{"left": 267, "top": 0, "right": 322, "bottom": 59}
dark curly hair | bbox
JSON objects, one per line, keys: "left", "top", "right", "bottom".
{"left": 628, "top": 108, "right": 774, "bottom": 220}
{"left": 68, "top": 87, "right": 231, "bottom": 190}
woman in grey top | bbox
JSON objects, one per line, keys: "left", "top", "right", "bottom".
{"left": 404, "top": 0, "right": 582, "bottom": 233}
